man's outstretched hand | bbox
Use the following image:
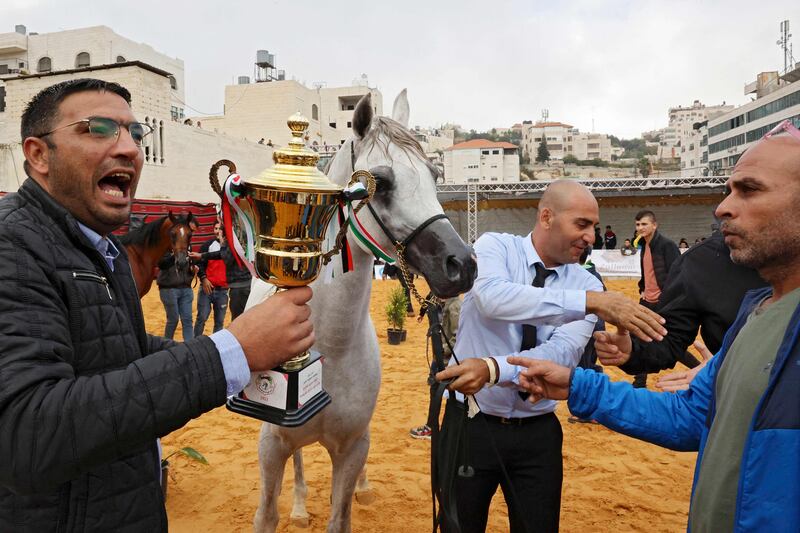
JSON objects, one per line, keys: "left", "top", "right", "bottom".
{"left": 594, "top": 329, "right": 633, "bottom": 367}
{"left": 656, "top": 340, "right": 715, "bottom": 392}
{"left": 507, "top": 357, "right": 572, "bottom": 402}
{"left": 585, "top": 291, "right": 666, "bottom": 342}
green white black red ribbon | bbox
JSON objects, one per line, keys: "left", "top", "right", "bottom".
{"left": 221, "top": 173, "right": 257, "bottom": 278}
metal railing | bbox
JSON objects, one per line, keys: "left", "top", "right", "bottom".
{"left": 436, "top": 176, "right": 728, "bottom": 194}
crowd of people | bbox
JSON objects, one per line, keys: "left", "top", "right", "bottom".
{"left": 0, "top": 77, "right": 798, "bottom": 533}
{"left": 153, "top": 219, "right": 254, "bottom": 342}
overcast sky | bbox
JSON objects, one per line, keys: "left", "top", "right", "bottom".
{"left": 3, "top": 0, "right": 798, "bottom": 138}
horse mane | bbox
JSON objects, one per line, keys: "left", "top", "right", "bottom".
{"left": 361, "top": 117, "right": 442, "bottom": 180}
{"left": 117, "top": 216, "right": 168, "bottom": 247}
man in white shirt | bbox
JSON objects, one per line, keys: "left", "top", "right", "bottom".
{"left": 436, "top": 180, "right": 664, "bottom": 533}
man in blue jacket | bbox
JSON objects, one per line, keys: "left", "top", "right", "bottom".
{"left": 508, "top": 125, "right": 800, "bottom": 532}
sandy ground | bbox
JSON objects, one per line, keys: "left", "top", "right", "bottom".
{"left": 147, "top": 279, "right": 696, "bottom": 532}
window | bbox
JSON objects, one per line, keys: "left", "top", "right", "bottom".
{"left": 746, "top": 90, "right": 800, "bottom": 123}
{"left": 709, "top": 114, "right": 744, "bottom": 137}
{"left": 116, "top": 55, "right": 126, "bottom": 63}
{"left": 708, "top": 133, "right": 745, "bottom": 154}
{"left": 481, "top": 150, "right": 490, "bottom": 155}
{"left": 37, "top": 56, "right": 51, "bottom": 73}
{"left": 311, "top": 104, "right": 318, "bottom": 120}
{"left": 347, "top": 121, "right": 352, "bottom": 128}
{"left": 75, "top": 52, "right": 90, "bottom": 68}
{"left": 0, "top": 86, "right": 5, "bottom": 113}
{"left": 168, "top": 75, "right": 177, "bottom": 90}
{"left": 329, "top": 122, "right": 336, "bottom": 129}
{"left": 492, "top": 150, "right": 499, "bottom": 155}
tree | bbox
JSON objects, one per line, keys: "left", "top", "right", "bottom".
{"left": 536, "top": 137, "right": 550, "bottom": 163}
{"left": 563, "top": 154, "right": 579, "bottom": 165}
{"left": 638, "top": 157, "right": 651, "bottom": 179}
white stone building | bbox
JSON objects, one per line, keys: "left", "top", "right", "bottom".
{"left": 0, "top": 61, "right": 272, "bottom": 203}
{"left": 707, "top": 69, "right": 800, "bottom": 173}
{"left": 199, "top": 80, "right": 383, "bottom": 149}
{"left": 0, "top": 24, "right": 186, "bottom": 121}
{"left": 521, "top": 122, "right": 613, "bottom": 162}
{"left": 442, "top": 139, "right": 520, "bottom": 184}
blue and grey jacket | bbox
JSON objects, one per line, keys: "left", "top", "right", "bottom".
{"left": 568, "top": 286, "right": 800, "bottom": 532}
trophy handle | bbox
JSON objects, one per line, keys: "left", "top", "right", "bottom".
{"left": 209, "top": 159, "right": 238, "bottom": 198}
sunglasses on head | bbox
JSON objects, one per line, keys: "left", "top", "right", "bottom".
{"left": 39, "top": 116, "right": 153, "bottom": 146}
{"left": 762, "top": 119, "right": 800, "bottom": 142}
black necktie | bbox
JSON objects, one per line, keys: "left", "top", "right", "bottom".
{"left": 519, "top": 262, "right": 555, "bottom": 400}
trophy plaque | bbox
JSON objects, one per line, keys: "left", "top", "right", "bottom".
{"left": 225, "top": 113, "right": 343, "bottom": 427}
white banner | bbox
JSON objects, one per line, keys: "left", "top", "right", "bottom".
{"left": 589, "top": 249, "right": 641, "bottom": 278}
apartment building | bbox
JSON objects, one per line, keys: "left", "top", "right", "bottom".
{"left": 707, "top": 69, "right": 800, "bottom": 173}
{"left": 442, "top": 139, "right": 520, "bottom": 184}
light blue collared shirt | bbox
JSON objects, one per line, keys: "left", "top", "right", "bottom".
{"left": 450, "top": 232, "right": 602, "bottom": 417}
{"left": 77, "top": 223, "right": 250, "bottom": 396}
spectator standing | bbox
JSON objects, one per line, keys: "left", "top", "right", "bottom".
{"left": 191, "top": 242, "right": 252, "bottom": 320}
{"left": 157, "top": 249, "right": 197, "bottom": 341}
{"left": 603, "top": 225, "right": 617, "bottom": 249}
{"left": 594, "top": 224, "right": 603, "bottom": 249}
{"left": 632, "top": 209, "right": 680, "bottom": 387}
{"left": 193, "top": 221, "right": 229, "bottom": 336}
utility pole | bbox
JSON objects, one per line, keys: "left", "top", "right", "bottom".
{"left": 778, "top": 20, "right": 794, "bottom": 74}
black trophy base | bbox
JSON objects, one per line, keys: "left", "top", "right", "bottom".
{"left": 227, "top": 390, "right": 331, "bottom": 427}
{"left": 226, "top": 350, "right": 331, "bottom": 427}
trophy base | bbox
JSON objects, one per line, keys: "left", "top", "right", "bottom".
{"left": 226, "top": 350, "right": 331, "bottom": 427}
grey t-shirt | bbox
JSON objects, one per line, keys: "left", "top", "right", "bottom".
{"left": 689, "top": 287, "right": 800, "bottom": 532}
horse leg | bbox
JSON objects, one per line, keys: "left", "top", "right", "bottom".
{"left": 253, "top": 426, "right": 293, "bottom": 533}
{"left": 290, "top": 450, "right": 310, "bottom": 528}
{"left": 354, "top": 435, "right": 375, "bottom": 505}
{"left": 326, "top": 433, "right": 370, "bottom": 533}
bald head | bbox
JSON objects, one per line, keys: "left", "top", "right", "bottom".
{"left": 715, "top": 135, "right": 800, "bottom": 282}
{"left": 533, "top": 180, "right": 599, "bottom": 267}
{"left": 539, "top": 180, "right": 597, "bottom": 213}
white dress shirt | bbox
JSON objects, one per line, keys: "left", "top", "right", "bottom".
{"left": 450, "top": 232, "right": 602, "bottom": 417}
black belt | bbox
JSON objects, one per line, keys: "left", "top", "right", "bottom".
{"left": 450, "top": 399, "right": 553, "bottom": 426}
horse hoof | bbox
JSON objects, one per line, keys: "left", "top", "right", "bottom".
{"left": 291, "top": 514, "right": 310, "bottom": 528}
{"left": 355, "top": 489, "right": 376, "bottom": 505}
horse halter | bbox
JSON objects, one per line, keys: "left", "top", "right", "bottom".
{"left": 350, "top": 141, "right": 446, "bottom": 308}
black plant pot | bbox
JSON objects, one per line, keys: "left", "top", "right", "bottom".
{"left": 401, "top": 330, "right": 407, "bottom": 342}
{"left": 387, "top": 328, "right": 404, "bottom": 345}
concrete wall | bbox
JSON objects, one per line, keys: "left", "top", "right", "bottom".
{"left": 445, "top": 202, "right": 718, "bottom": 246}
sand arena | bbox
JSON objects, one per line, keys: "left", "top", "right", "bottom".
{"left": 153, "top": 279, "right": 696, "bottom": 532}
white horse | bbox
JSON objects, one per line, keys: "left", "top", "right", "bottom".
{"left": 248, "top": 91, "right": 476, "bottom": 533}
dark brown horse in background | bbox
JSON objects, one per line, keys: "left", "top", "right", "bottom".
{"left": 118, "top": 212, "right": 197, "bottom": 297}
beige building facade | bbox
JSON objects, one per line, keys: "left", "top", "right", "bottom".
{"left": 0, "top": 62, "right": 272, "bottom": 203}
{"left": 442, "top": 139, "right": 520, "bottom": 184}
{"left": 521, "top": 122, "right": 613, "bottom": 162}
{"left": 0, "top": 24, "right": 186, "bottom": 120}
{"left": 200, "top": 80, "right": 382, "bottom": 149}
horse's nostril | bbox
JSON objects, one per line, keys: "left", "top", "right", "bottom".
{"left": 445, "top": 255, "right": 462, "bottom": 281}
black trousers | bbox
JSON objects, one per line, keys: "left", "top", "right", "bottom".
{"left": 633, "top": 299, "right": 658, "bottom": 388}
{"left": 228, "top": 285, "right": 251, "bottom": 320}
{"left": 439, "top": 400, "right": 563, "bottom": 533}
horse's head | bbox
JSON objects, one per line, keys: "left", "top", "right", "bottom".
{"left": 326, "top": 91, "right": 476, "bottom": 299}
{"left": 167, "top": 211, "right": 197, "bottom": 271}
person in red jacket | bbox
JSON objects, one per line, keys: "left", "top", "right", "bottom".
{"left": 193, "top": 221, "right": 229, "bottom": 335}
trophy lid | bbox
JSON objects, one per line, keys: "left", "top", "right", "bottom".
{"left": 246, "top": 113, "right": 342, "bottom": 192}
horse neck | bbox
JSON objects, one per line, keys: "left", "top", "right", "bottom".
{"left": 312, "top": 232, "right": 375, "bottom": 327}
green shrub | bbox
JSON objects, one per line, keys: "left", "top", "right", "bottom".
{"left": 386, "top": 286, "right": 409, "bottom": 330}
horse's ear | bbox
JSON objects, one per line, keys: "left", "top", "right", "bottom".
{"left": 352, "top": 93, "right": 373, "bottom": 139}
{"left": 391, "top": 89, "right": 410, "bottom": 129}
{"left": 168, "top": 211, "right": 176, "bottom": 222}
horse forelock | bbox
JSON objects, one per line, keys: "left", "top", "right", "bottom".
{"left": 361, "top": 117, "right": 441, "bottom": 182}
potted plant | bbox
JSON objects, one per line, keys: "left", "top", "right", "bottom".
{"left": 161, "top": 446, "right": 208, "bottom": 501}
{"left": 386, "top": 286, "right": 409, "bottom": 345}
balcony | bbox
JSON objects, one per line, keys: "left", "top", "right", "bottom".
{"left": 0, "top": 32, "right": 27, "bottom": 54}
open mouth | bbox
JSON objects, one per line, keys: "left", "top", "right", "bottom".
{"left": 98, "top": 171, "right": 132, "bottom": 200}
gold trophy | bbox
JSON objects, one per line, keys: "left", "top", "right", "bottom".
{"left": 224, "top": 113, "right": 344, "bottom": 426}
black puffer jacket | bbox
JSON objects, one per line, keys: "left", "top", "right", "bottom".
{"left": 0, "top": 179, "right": 227, "bottom": 532}
{"left": 637, "top": 230, "right": 680, "bottom": 295}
